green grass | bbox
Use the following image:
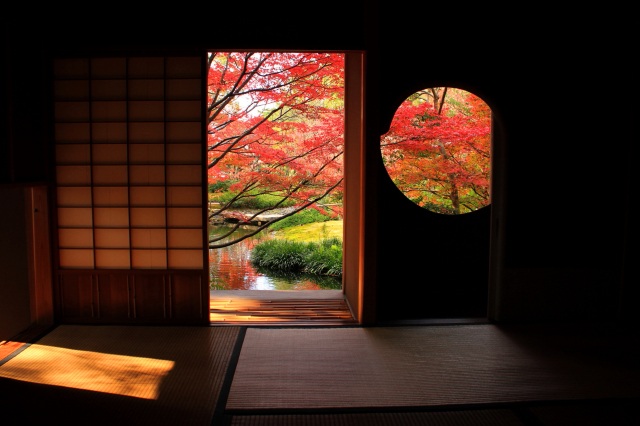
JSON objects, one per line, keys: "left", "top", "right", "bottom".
{"left": 209, "top": 192, "right": 297, "bottom": 210}
{"left": 271, "top": 220, "right": 342, "bottom": 242}
{"left": 269, "top": 208, "right": 335, "bottom": 231}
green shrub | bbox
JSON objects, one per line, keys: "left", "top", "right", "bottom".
{"left": 302, "top": 238, "right": 343, "bottom": 276}
{"left": 250, "top": 240, "right": 308, "bottom": 272}
{"left": 250, "top": 237, "right": 342, "bottom": 277}
{"left": 208, "top": 180, "right": 233, "bottom": 193}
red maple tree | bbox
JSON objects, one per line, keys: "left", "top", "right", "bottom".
{"left": 380, "top": 87, "right": 491, "bottom": 214}
{"left": 207, "top": 52, "right": 345, "bottom": 248}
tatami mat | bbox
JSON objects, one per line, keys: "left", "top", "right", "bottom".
{"left": 0, "top": 324, "right": 240, "bottom": 426}
{"left": 228, "top": 409, "right": 527, "bottom": 425}
{"left": 226, "top": 324, "right": 640, "bottom": 411}
{"left": 527, "top": 399, "right": 640, "bottom": 426}
{"left": 2, "top": 322, "right": 639, "bottom": 425}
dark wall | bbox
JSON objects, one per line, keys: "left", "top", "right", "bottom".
{"left": 0, "top": 187, "right": 31, "bottom": 338}
{"left": 372, "top": 6, "right": 636, "bottom": 322}
{"left": 2, "top": 27, "right": 51, "bottom": 183}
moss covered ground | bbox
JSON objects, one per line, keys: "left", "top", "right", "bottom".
{"left": 271, "top": 220, "right": 343, "bottom": 242}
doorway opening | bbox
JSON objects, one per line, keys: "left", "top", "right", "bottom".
{"left": 206, "top": 51, "right": 354, "bottom": 323}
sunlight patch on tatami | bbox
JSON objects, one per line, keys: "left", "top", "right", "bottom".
{"left": 0, "top": 344, "right": 174, "bottom": 399}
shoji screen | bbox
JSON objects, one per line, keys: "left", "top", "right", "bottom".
{"left": 53, "top": 56, "right": 204, "bottom": 271}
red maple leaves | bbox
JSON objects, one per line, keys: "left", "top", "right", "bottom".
{"left": 381, "top": 87, "right": 491, "bottom": 214}
{"left": 207, "top": 52, "right": 345, "bottom": 247}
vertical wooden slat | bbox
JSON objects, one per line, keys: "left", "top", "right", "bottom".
{"left": 26, "top": 186, "right": 54, "bottom": 326}
{"left": 133, "top": 274, "right": 168, "bottom": 321}
{"left": 58, "top": 273, "right": 94, "bottom": 321}
{"left": 96, "top": 273, "right": 131, "bottom": 321}
{"left": 171, "top": 273, "right": 204, "bottom": 322}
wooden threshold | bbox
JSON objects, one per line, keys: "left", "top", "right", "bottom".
{"left": 209, "top": 290, "right": 358, "bottom": 326}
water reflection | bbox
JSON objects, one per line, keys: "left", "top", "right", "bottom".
{"left": 208, "top": 225, "right": 342, "bottom": 290}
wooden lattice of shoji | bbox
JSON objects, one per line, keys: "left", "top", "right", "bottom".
{"left": 53, "top": 56, "right": 205, "bottom": 271}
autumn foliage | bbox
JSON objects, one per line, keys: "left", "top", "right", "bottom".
{"left": 380, "top": 87, "right": 491, "bottom": 214}
{"left": 207, "top": 52, "right": 345, "bottom": 248}
{"left": 207, "top": 54, "right": 491, "bottom": 251}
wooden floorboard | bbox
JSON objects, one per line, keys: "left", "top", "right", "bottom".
{"left": 210, "top": 291, "right": 357, "bottom": 326}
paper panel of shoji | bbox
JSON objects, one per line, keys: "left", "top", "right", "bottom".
{"left": 92, "top": 144, "right": 127, "bottom": 164}
{"left": 167, "top": 207, "right": 201, "bottom": 227}
{"left": 91, "top": 80, "right": 126, "bottom": 100}
{"left": 56, "top": 165, "right": 91, "bottom": 185}
{"left": 128, "top": 101, "right": 164, "bottom": 121}
{"left": 93, "top": 187, "right": 128, "bottom": 206}
{"left": 54, "top": 80, "right": 89, "bottom": 100}
{"left": 130, "top": 207, "right": 166, "bottom": 227}
{"left": 166, "top": 143, "right": 200, "bottom": 163}
{"left": 129, "top": 144, "right": 165, "bottom": 164}
{"left": 166, "top": 79, "right": 201, "bottom": 99}
{"left": 54, "top": 55, "right": 204, "bottom": 272}
{"left": 132, "top": 249, "right": 167, "bottom": 269}
{"left": 92, "top": 165, "right": 128, "bottom": 185}
{"left": 59, "top": 249, "right": 94, "bottom": 269}
{"left": 168, "top": 229, "right": 202, "bottom": 249}
{"left": 131, "top": 229, "right": 167, "bottom": 248}
{"left": 129, "top": 123, "right": 164, "bottom": 143}
{"left": 129, "top": 165, "right": 165, "bottom": 185}
{"left": 58, "top": 229, "right": 94, "bottom": 248}
{"left": 95, "top": 249, "right": 130, "bottom": 269}
{"left": 168, "top": 250, "right": 203, "bottom": 269}
{"left": 166, "top": 122, "right": 201, "bottom": 143}
{"left": 94, "top": 229, "right": 130, "bottom": 248}
{"left": 92, "top": 101, "right": 127, "bottom": 122}
{"left": 167, "top": 186, "right": 202, "bottom": 206}
{"left": 128, "top": 57, "right": 165, "bottom": 79}
{"left": 166, "top": 101, "right": 201, "bottom": 121}
{"left": 57, "top": 208, "right": 93, "bottom": 227}
{"left": 166, "top": 165, "right": 201, "bottom": 185}
{"left": 92, "top": 123, "right": 127, "bottom": 143}
{"left": 130, "top": 186, "right": 165, "bottom": 206}
{"left": 55, "top": 123, "right": 91, "bottom": 143}
{"left": 91, "top": 57, "right": 126, "bottom": 79}
{"left": 93, "top": 207, "right": 129, "bottom": 227}
{"left": 57, "top": 187, "right": 92, "bottom": 206}
{"left": 166, "top": 57, "right": 201, "bottom": 78}
{"left": 56, "top": 144, "right": 90, "bottom": 164}
{"left": 128, "top": 79, "right": 164, "bottom": 100}
{"left": 55, "top": 102, "right": 90, "bottom": 121}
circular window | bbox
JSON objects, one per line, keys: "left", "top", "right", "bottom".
{"left": 380, "top": 87, "right": 492, "bottom": 215}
